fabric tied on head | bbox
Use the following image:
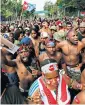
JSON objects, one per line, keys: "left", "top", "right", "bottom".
{"left": 40, "top": 59, "right": 58, "bottom": 74}
{"left": 46, "top": 40, "right": 55, "bottom": 47}
{"left": 18, "top": 46, "right": 29, "bottom": 53}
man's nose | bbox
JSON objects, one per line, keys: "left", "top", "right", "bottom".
{"left": 52, "top": 78, "right": 57, "bottom": 83}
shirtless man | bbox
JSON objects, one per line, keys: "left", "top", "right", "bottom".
{"left": 1, "top": 47, "right": 33, "bottom": 97}
{"left": 40, "top": 20, "right": 51, "bottom": 38}
{"left": 56, "top": 29, "right": 85, "bottom": 102}
{"left": 29, "top": 28, "right": 40, "bottom": 57}
{"left": 28, "top": 59, "right": 71, "bottom": 104}
{"left": 38, "top": 39, "right": 65, "bottom": 70}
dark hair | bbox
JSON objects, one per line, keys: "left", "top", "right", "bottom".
{"left": 42, "top": 20, "right": 49, "bottom": 24}
{"left": 34, "top": 25, "right": 39, "bottom": 32}
{"left": 30, "top": 27, "right": 38, "bottom": 35}
{"left": 14, "top": 29, "right": 23, "bottom": 40}
{"left": 40, "top": 59, "right": 57, "bottom": 67}
{"left": 6, "top": 52, "right": 14, "bottom": 59}
{"left": 81, "top": 63, "right": 85, "bottom": 73}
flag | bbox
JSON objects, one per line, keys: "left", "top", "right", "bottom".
{"left": 27, "top": 3, "right": 36, "bottom": 11}
{"left": 22, "top": 0, "right": 36, "bottom": 11}
{"left": 22, "top": 1, "right": 28, "bottom": 10}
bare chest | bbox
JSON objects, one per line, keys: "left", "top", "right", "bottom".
{"left": 62, "top": 45, "right": 80, "bottom": 56}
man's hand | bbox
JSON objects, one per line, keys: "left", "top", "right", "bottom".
{"left": 82, "top": 84, "right": 85, "bottom": 90}
{"left": 31, "top": 90, "right": 42, "bottom": 104}
{"left": 30, "top": 67, "right": 39, "bottom": 77}
{"left": 16, "top": 55, "right": 22, "bottom": 63}
{"left": 71, "top": 80, "right": 80, "bottom": 89}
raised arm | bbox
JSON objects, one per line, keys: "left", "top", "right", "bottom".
{"left": 1, "top": 48, "right": 17, "bottom": 67}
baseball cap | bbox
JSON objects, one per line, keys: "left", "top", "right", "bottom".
{"left": 53, "top": 30, "right": 66, "bottom": 42}
{"left": 40, "top": 32, "right": 50, "bottom": 38}
{"left": 10, "top": 25, "right": 14, "bottom": 30}
{"left": 20, "top": 37, "right": 31, "bottom": 45}
{"left": 50, "top": 26, "right": 57, "bottom": 31}
{"left": 80, "top": 22, "right": 85, "bottom": 28}
{"left": 25, "top": 27, "right": 30, "bottom": 31}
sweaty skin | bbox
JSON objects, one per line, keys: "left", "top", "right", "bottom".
{"left": 39, "top": 51, "right": 62, "bottom": 63}
{"left": 56, "top": 30, "right": 85, "bottom": 67}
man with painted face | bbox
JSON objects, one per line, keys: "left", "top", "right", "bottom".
{"left": 56, "top": 29, "right": 85, "bottom": 102}
{"left": 20, "top": 37, "right": 41, "bottom": 78}
{"left": 28, "top": 59, "right": 71, "bottom": 104}
{"left": 1, "top": 46, "right": 33, "bottom": 98}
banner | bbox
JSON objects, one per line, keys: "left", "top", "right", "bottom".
{"left": 0, "top": 36, "right": 19, "bottom": 54}
{"left": 27, "top": 3, "right": 36, "bottom": 12}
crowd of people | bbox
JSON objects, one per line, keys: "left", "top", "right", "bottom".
{"left": 1, "top": 16, "right": 85, "bottom": 104}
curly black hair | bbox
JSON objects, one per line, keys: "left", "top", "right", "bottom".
{"left": 81, "top": 63, "right": 85, "bottom": 73}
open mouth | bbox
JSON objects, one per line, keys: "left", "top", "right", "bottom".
{"left": 22, "top": 57, "right": 28, "bottom": 61}
{"left": 74, "top": 40, "right": 78, "bottom": 42}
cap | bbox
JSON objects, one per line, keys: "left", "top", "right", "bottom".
{"left": 20, "top": 37, "right": 31, "bottom": 45}
{"left": 25, "top": 27, "right": 30, "bottom": 31}
{"left": 50, "top": 26, "right": 56, "bottom": 31}
{"left": 40, "top": 59, "right": 58, "bottom": 74}
{"left": 40, "top": 32, "right": 50, "bottom": 38}
{"left": 80, "top": 22, "right": 85, "bottom": 28}
{"left": 10, "top": 25, "right": 14, "bottom": 29}
{"left": 53, "top": 30, "right": 66, "bottom": 42}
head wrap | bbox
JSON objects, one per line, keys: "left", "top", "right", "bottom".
{"left": 40, "top": 59, "right": 58, "bottom": 74}
{"left": 45, "top": 39, "right": 55, "bottom": 47}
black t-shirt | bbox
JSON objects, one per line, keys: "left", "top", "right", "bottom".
{"left": 78, "top": 32, "right": 85, "bottom": 41}
{"left": 81, "top": 64, "right": 85, "bottom": 73}
{"left": 1, "top": 85, "right": 26, "bottom": 104}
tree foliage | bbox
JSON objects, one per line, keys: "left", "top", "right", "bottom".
{"left": 1, "top": 0, "right": 35, "bottom": 20}
{"left": 44, "top": 1, "right": 58, "bottom": 17}
{"left": 44, "top": 0, "right": 85, "bottom": 17}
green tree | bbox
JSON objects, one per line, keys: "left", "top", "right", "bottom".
{"left": 44, "top": 1, "right": 58, "bottom": 17}
{"left": 1, "top": 0, "right": 35, "bottom": 20}
{"left": 61, "top": 0, "right": 85, "bottom": 16}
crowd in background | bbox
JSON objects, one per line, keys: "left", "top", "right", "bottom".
{"left": 1, "top": 16, "right": 85, "bottom": 104}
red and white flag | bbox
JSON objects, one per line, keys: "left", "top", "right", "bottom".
{"left": 22, "top": 0, "right": 36, "bottom": 11}
{"left": 22, "top": 0, "right": 28, "bottom": 10}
